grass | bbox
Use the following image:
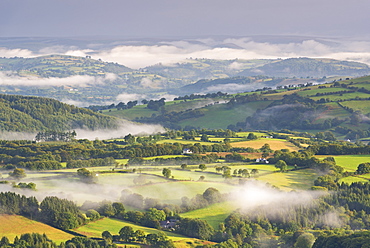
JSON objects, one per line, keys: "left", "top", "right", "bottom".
{"left": 339, "top": 100, "right": 370, "bottom": 115}
{"left": 130, "top": 181, "right": 237, "bottom": 204}
{"left": 309, "top": 92, "right": 370, "bottom": 101}
{"left": 316, "top": 155, "right": 370, "bottom": 172}
{"left": 339, "top": 176, "right": 369, "bottom": 184}
{"left": 230, "top": 138, "right": 299, "bottom": 151}
{"left": 74, "top": 217, "right": 210, "bottom": 247}
{"left": 181, "top": 201, "right": 235, "bottom": 229}
{"left": 0, "top": 215, "right": 74, "bottom": 244}
{"left": 178, "top": 101, "right": 272, "bottom": 129}
{"left": 256, "top": 168, "right": 318, "bottom": 190}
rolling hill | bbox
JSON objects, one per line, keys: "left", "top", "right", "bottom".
{"left": 0, "top": 94, "right": 118, "bottom": 132}
{"left": 105, "top": 76, "right": 370, "bottom": 140}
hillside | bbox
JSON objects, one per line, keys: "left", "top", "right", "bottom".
{"left": 238, "top": 57, "right": 370, "bottom": 78}
{"left": 0, "top": 94, "right": 118, "bottom": 132}
{"left": 1, "top": 55, "right": 370, "bottom": 105}
{"left": 105, "top": 76, "right": 370, "bottom": 140}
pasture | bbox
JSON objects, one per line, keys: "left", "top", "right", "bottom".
{"left": 180, "top": 201, "right": 235, "bottom": 229}
{"left": 339, "top": 100, "right": 370, "bottom": 115}
{"left": 316, "top": 155, "right": 370, "bottom": 172}
{"left": 130, "top": 181, "right": 237, "bottom": 204}
{"left": 178, "top": 101, "right": 272, "bottom": 129}
{"left": 74, "top": 217, "right": 210, "bottom": 247}
{"left": 0, "top": 215, "right": 74, "bottom": 244}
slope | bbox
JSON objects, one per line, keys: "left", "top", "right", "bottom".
{"left": 0, "top": 94, "right": 118, "bottom": 132}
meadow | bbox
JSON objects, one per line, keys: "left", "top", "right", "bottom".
{"left": 316, "top": 155, "right": 370, "bottom": 172}
{"left": 0, "top": 215, "right": 74, "bottom": 244}
{"left": 73, "top": 217, "right": 212, "bottom": 247}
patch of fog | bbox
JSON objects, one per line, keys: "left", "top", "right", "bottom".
{"left": 229, "top": 180, "right": 326, "bottom": 215}
{"left": 75, "top": 121, "right": 165, "bottom": 140}
{"left": 0, "top": 131, "right": 36, "bottom": 140}
{"left": 0, "top": 72, "right": 117, "bottom": 87}
{"left": 202, "top": 83, "right": 271, "bottom": 94}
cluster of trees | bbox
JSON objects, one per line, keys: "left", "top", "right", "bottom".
{"left": 66, "top": 157, "right": 117, "bottom": 168}
{"left": 0, "top": 94, "right": 118, "bottom": 132}
{"left": 0, "top": 192, "right": 86, "bottom": 229}
{"left": 105, "top": 227, "right": 175, "bottom": 247}
{"left": 0, "top": 233, "right": 118, "bottom": 248}
{"left": 174, "top": 91, "right": 227, "bottom": 101}
{"left": 35, "top": 130, "right": 76, "bottom": 142}
{"left": 0, "top": 139, "right": 230, "bottom": 170}
{"left": 147, "top": 98, "right": 165, "bottom": 110}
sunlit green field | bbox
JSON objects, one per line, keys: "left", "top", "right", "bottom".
{"left": 316, "top": 155, "right": 370, "bottom": 172}
{"left": 256, "top": 168, "right": 318, "bottom": 190}
{"left": 181, "top": 202, "right": 235, "bottom": 229}
{"left": 73, "top": 217, "right": 210, "bottom": 247}
{"left": 178, "top": 101, "right": 272, "bottom": 129}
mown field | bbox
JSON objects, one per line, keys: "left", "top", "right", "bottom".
{"left": 230, "top": 138, "right": 299, "bottom": 151}
{"left": 0, "top": 215, "right": 74, "bottom": 244}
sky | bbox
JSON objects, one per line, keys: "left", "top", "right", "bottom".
{"left": 0, "top": 0, "right": 369, "bottom": 38}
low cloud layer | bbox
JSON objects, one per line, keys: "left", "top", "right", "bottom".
{"left": 0, "top": 72, "right": 117, "bottom": 87}
{"left": 1, "top": 37, "right": 370, "bottom": 69}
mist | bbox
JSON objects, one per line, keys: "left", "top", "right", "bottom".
{"left": 0, "top": 72, "right": 117, "bottom": 87}
{"left": 0, "top": 131, "right": 36, "bottom": 140}
{"left": 2, "top": 36, "right": 370, "bottom": 69}
{"left": 74, "top": 121, "right": 165, "bottom": 140}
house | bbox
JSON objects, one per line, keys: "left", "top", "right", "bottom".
{"left": 183, "top": 148, "right": 192, "bottom": 154}
{"left": 256, "top": 158, "right": 269, "bottom": 163}
{"left": 160, "top": 219, "right": 179, "bottom": 229}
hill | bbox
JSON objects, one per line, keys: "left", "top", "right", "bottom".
{"left": 238, "top": 57, "right": 370, "bottom": 78}
{"left": 104, "top": 76, "right": 370, "bottom": 140}
{"left": 1, "top": 55, "right": 370, "bottom": 105}
{"left": 0, "top": 215, "right": 74, "bottom": 243}
{"left": 0, "top": 94, "right": 118, "bottom": 132}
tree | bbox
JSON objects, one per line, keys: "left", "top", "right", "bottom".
{"left": 203, "top": 187, "right": 222, "bottom": 204}
{"left": 102, "top": 230, "right": 113, "bottom": 243}
{"left": 9, "top": 168, "right": 26, "bottom": 180}
{"left": 357, "top": 163, "right": 370, "bottom": 175}
{"left": 294, "top": 233, "right": 315, "bottom": 248}
{"left": 180, "top": 164, "right": 187, "bottom": 170}
{"left": 119, "top": 226, "right": 134, "bottom": 242}
{"left": 275, "top": 160, "right": 288, "bottom": 172}
{"left": 162, "top": 168, "right": 171, "bottom": 178}
{"left": 200, "top": 134, "right": 209, "bottom": 142}
{"left": 77, "top": 168, "right": 96, "bottom": 183}
{"left": 199, "top": 164, "right": 207, "bottom": 171}
{"left": 247, "top": 133, "right": 257, "bottom": 140}
{"left": 251, "top": 169, "right": 259, "bottom": 177}
{"left": 86, "top": 209, "right": 100, "bottom": 221}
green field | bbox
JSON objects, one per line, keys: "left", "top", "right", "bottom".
{"left": 0, "top": 215, "right": 74, "bottom": 244}
{"left": 179, "top": 101, "right": 272, "bottom": 129}
{"left": 316, "top": 155, "right": 370, "bottom": 172}
{"left": 74, "top": 217, "right": 210, "bottom": 247}
{"left": 256, "top": 168, "right": 318, "bottom": 190}
{"left": 181, "top": 202, "right": 235, "bottom": 229}
{"left": 130, "top": 181, "right": 237, "bottom": 204}
{"left": 339, "top": 100, "right": 370, "bottom": 115}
